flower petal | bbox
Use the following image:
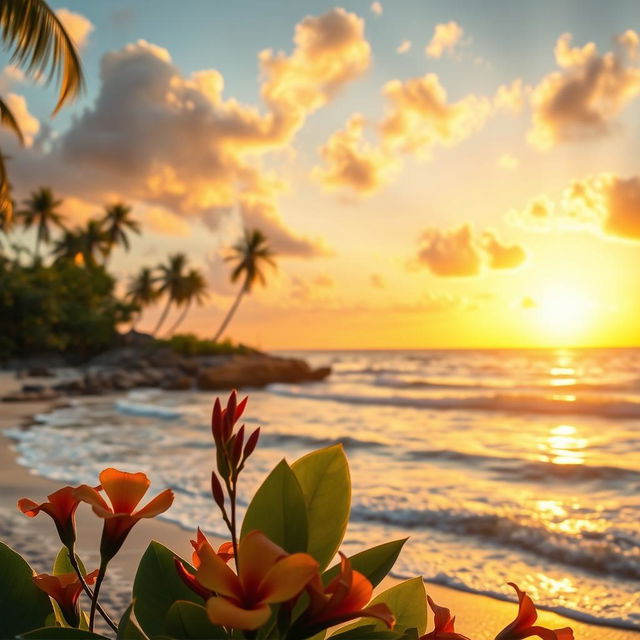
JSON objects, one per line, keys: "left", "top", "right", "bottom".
{"left": 17, "top": 498, "right": 41, "bottom": 517}
{"left": 196, "top": 544, "right": 242, "bottom": 599}
{"left": 522, "top": 627, "right": 571, "bottom": 640}
{"left": 206, "top": 596, "right": 271, "bottom": 630}
{"left": 333, "top": 569, "right": 372, "bottom": 615}
{"left": 99, "top": 468, "right": 150, "bottom": 514}
{"left": 259, "top": 553, "right": 319, "bottom": 604}
{"left": 509, "top": 583, "right": 538, "bottom": 629}
{"left": 427, "top": 595, "right": 456, "bottom": 633}
{"left": 238, "top": 530, "right": 287, "bottom": 594}
{"left": 134, "top": 489, "right": 174, "bottom": 518}
{"left": 74, "top": 485, "right": 112, "bottom": 517}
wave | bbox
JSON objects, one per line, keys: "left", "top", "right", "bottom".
{"left": 260, "top": 432, "right": 387, "bottom": 450}
{"left": 405, "top": 448, "right": 640, "bottom": 483}
{"left": 350, "top": 503, "right": 640, "bottom": 581}
{"left": 114, "top": 401, "right": 182, "bottom": 420}
{"left": 269, "top": 387, "right": 640, "bottom": 418}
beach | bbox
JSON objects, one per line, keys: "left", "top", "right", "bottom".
{"left": 1, "top": 368, "right": 639, "bottom": 639}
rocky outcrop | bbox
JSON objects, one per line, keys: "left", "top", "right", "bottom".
{"left": 2, "top": 349, "right": 330, "bottom": 401}
{"left": 197, "top": 356, "right": 331, "bottom": 390}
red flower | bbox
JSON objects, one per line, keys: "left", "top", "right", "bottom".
{"left": 495, "top": 583, "right": 574, "bottom": 640}
{"left": 292, "top": 553, "right": 395, "bottom": 637}
{"left": 196, "top": 530, "right": 319, "bottom": 630}
{"left": 18, "top": 486, "right": 82, "bottom": 549}
{"left": 420, "top": 595, "right": 470, "bottom": 640}
{"left": 175, "top": 528, "right": 235, "bottom": 601}
{"left": 33, "top": 569, "right": 99, "bottom": 628}
{"left": 74, "top": 468, "right": 174, "bottom": 562}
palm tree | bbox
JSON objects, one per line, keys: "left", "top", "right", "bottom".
{"left": 152, "top": 253, "right": 188, "bottom": 336}
{"left": 126, "top": 267, "right": 160, "bottom": 329}
{"left": 0, "top": 0, "right": 84, "bottom": 219}
{"left": 19, "top": 187, "right": 65, "bottom": 258}
{"left": 51, "top": 227, "right": 84, "bottom": 264}
{"left": 80, "top": 219, "right": 109, "bottom": 267}
{"left": 165, "top": 268, "right": 208, "bottom": 336}
{"left": 212, "top": 229, "right": 276, "bottom": 343}
{"left": 101, "top": 202, "right": 140, "bottom": 265}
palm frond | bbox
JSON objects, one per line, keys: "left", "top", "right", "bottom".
{"left": 0, "top": 97, "right": 24, "bottom": 144}
{"left": 0, "top": 0, "right": 84, "bottom": 114}
{"left": 0, "top": 151, "right": 13, "bottom": 222}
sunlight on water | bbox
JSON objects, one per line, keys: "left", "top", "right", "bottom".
{"left": 538, "top": 424, "right": 587, "bottom": 465}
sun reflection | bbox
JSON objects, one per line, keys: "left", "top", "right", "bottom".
{"left": 538, "top": 424, "right": 587, "bottom": 465}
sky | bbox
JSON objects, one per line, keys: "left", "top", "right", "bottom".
{"left": 2, "top": 0, "right": 640, "bottom": 349}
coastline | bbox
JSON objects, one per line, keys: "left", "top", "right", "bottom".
{"left": 1, "top": 373, "right": 638, "bottom": 639}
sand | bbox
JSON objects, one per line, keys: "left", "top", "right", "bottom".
{"left": 0, "top": 371, "right": 638, "bottom": 639}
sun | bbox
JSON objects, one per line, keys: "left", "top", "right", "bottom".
{"left": 535, "top": 285, "right": 594, "bottom": 341}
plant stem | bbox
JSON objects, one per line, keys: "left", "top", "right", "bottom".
{"left": 68, "top": 551, "right": 118, "bottom": 633}
{"left": 89, "top": 560, "right": 108, "bottom": 632}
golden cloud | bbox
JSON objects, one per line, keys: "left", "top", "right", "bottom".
{"left": 56, "top": 8, "right": 94, "bottom": 49}
{"left": 528, "top": 32, "right": 640, "bottom": 149}
{"left": 425, "top": 21, "right": 464, "bottom": 59}
{"left": 397, "top": 40, "right": 411, "bottom": 55}
{"left": 3, "top": 93, "right": 39, "bottom": 146}
{"left": 414, "top": 223, "right": 526, "bottom": 277}
{"left": 312, "top": 114, "right": 399, "bottom": 195}
{"left": 380, "top": 73, "right": 492, "bottom": 155}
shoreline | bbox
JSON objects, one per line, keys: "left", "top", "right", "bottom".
{"left": 1, "top": 373, "right": 639, "bottom": 639}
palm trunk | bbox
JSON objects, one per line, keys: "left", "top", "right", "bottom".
{"left": 165, "top": 300, "right": 191, "bottom": 337}
{"left": 152, "top": 297, "right": 172, "bottom": 336}
{"left": 212, "top": 284, "right": 246, "bottom": 343}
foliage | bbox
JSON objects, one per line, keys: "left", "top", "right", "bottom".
{"left": 156, "top": 333, "right": 259, "bottom": 356}
{"left": 0, "top": 391, "right": 575, "bottom": 640}
{"left": 0, "top": 260, "right": 135, "bottom": 359}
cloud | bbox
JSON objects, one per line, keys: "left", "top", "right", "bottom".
{"left": 2, "top": 93, "right": 39, "bottom": 146}
{"left": 142, "top": 206, "right": 193, "bottom": 236}
{"left": 494, "top": 79, "right": 526, "bottom": 114}
{"left": 370, "top": 2, "right": 383, "bottom": 16}
{"left": 313, "top": 113, "right": 398, "bottom": 195}
{"left": 497, "top": 153, "right": 518, "bottom": 170}
{"left": 370, "top": 273, "right": 385, "bottom": 289}
{"left": 507, "top": 194, "right": 555, "bottom": 230}
{"left": 528, "top": 31, "right": 640, "bottom": 149}
{"left": 397, "top": 40, "right": 411, "bottom": 55}
{"left": 415, "top": 224, "right": 482, "bottom": 277}
{"left": 380, "top": 73, "right": 492, "bottom": 155}
{"left": 481, "top": 229, "right": 527, "bottom": 269}
{"left": 521, "top": 296, "right": 537, "bottom": 309}
{"left": 508, "top": 173, "right": 640, "bottom": 242}
{"left": 8, "top": 9, "right": 371, "bottom": 255}
{"left": 314, "top": 274, "right": 334, "bottom": 287}
{"left": 425, "top": 21, "right": 464, "bottom": 59}
{"left": 414, "top": 224, "right": 526, "bottom": 277}
{"left": 56, "top": 8, "right": 94, "bottom": 49}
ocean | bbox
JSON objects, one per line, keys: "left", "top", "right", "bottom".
{"left": 6, "top": 348, "right": 640, "bottom": 629}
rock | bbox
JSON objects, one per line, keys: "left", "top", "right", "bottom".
{"left": 2, "top": 388, "right": 59, "bottom": 402}
{"left": 162, "top": 375, "right": 193, "bottom": 391}
{"left": 26, "top": 367, "right": 53, "bottom": 377}
{"left": 22, "top": 384, "right": 46, "bottom": 393}
{"left": 197, "top": 356, "right": 331, "bottom": 390}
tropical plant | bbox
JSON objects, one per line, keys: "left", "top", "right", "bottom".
{"left": 152, "top": 252, "right": 188, "bottom": 336}
{"left": 101, "top": 202, "right": 140, "bottom": 265}
{"left": 212, "top": 228, "right": 276, "bottom": 343}
{"left": 19, "top": 187, "right": 66, "bottom": 258}
{"left": 126, "top": 266, "right": 160, "bottom": 329}
{"left": 0, "top": 391, "right": 574, "bottom": 640}
{"left": 51, "top": 227, "right": 84, "bottom": 264}
{"left": 0, "top": 0, "right": 84, "bottom": 219}
{"left": 79, "top": 219, "right": 109, "bottom": 267}
{"left": 165, "top": 268, "right": 208, "bottom": 336}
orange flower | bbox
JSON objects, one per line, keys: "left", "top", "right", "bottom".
{"left": 74, "top": 468, "right": 174, "bottom": 562}
{"left": 420, "top": 595, "right": 470, "bottom": 640}
{"left": 18, "top": 486, "right": 83, "bottom": 549}
{"left": 291, "top": 553, "right": 395, "bottom": 637}
{"left": 495, "top": 583, "right": 574, "bottom": 640}
{"left": 33, "top": 569, "right": 99, "bottom": 628}
{"left": 196, "top": 530, "right": 319, "bottom": 630}
{"left": 175, "top": 528, "right": 235, "bottom": 601}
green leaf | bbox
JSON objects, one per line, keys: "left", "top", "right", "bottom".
{"left": 118, "top": 603, "right": 148, "bottom": 640}
{"left": 164, "top": 601, "right": 225, "bottom": 639}
{"left": 355, "top": 578, "right": 427, "bottom": 636}
{"left": 330, "top": 626, "right": 408, "bottom": 640}
{"left": 132, "top": 542, "right": 201, "bottom": 638}
{"left": 52, "top": 547, "right": 86, "bottom": 576}
{"left": 241, "top": 458, "right": 308, "bottom": 553}
{"left": 291, "top": 445, "right": 350, "bottom": 570}
{"left": 322, "top": 539, "right": 407, "bottom": 588}
{"left": 0, "top": 542, "right": 53, "bottom": 637}
{"left": 18, "top": 628, "right": 109, "bottom": 639}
